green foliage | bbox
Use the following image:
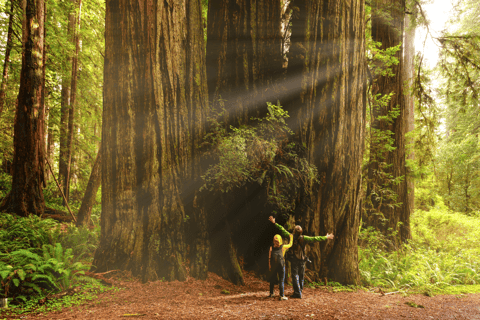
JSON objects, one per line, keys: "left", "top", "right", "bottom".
{"left": 431, "top": 0, "right": 480, "bottom": 214}
{"left": 0, "top": 243, "right": 89, "bottom": 303}
{"left": 0, "top": 172, "right": 11, "bottom": 201}
{"left": 3, "top": 282, "right": 117, "bottom": 316}
{"left": 57, "top": 224, "right": 100, "bottom": 263}
{"left": 359, "top": 206, "right": 480, "bottom": 293}
{"left": 363, "top": 4, "right": 405, "bottom": 228}
{"left": 0, "top": 213, "right": 99, "bottom": 305}
{"left": 0, "top": 0, "right": 104, "bottom": 207}
{"left": 0, "top": 213, "right": 60, "bottom": 253}
{"left": 201, "top": 103, "right": 318, "bottom": 213}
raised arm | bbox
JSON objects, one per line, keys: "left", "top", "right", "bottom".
{"left": 268, "top": 216, "right": 291, "bottom": 238}
{"left": 304, "top": 233, "right": 334, "bottom": 243}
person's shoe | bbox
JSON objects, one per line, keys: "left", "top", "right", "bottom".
{"left": 290, "top": 294, "right": 302, "bottom": 299}
{"left": 280, "top": 296, "right": 288, "bottom": 301}
{"left": 268, "top": 293, "right": 275, "bottom": 298}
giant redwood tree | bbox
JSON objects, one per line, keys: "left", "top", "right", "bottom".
{"left": 0, "top": 0, "right": 46, "bottom": 216}
{"left": 284, "top": 0, "right": 366, "bottom": 284}
{"left": 92, "top": 0, "right": 207, "bottom": 282}
{"left": 364, "top": 0, "right": 411, "bottom": 249}
{"left": 206, "top": 0, "right": 284, "bottom": 126}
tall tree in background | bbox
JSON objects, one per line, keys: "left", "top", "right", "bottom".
{"left": 76, "top": 145, "right": 101, "bottom": 227}
{"left": 435, "top": 0, "right": 480, "bottom": 213}
{"left": 93, "top": 0, "right": 207, "bottom": 282}
{"left": 402, "top": 1, "right": 417, "bottom": 241}
{"left": 63, "top": 0, "right": 82, "bottom": 203}
{"left": 0, "top": 0, "right": 46, "bottom": 216}
{"left": 364, "top": 0, "right": 410, "bottom": 249}
{"left": 284, "top": 0, "right": 366, "bottom": 284}
{"left": 58, "top": 0, "right": 80, "bottom": 204}
{"left": 0, "top": 0, "right": 15, "bottom": 117}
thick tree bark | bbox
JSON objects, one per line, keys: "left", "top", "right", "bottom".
{"left": 364, "top": 0, "right": 409, "bottom": 249}
{"left": 206, "top": 0, "right": 283, "bottom": 126}
{"left": 0, "top": 0, "right": 15, "bottom": 117}
{"left": 285, "top": 0, "right": 366, "bottom": 285}
{"left": 205, "top": 0, "right": 284, "bottom": 285}
{"left": 93, "top": 0, "right": 207, "bottom": 282}
{"left": 76, "top": 146, "right": 101, "bottom": 227}
{"left": 0, "top": 0, "right": 46, "bottom": 217}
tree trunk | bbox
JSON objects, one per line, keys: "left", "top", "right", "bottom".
{"left": 205, "top": 0, "right": 284, "bottom": 284}
{"left": 93, "top": 0, "right": 207, "bottom": 282}
{"left": 76, "top": 146, "right": 101, "bottom": 227}
{"left": 63, "top": 0, "right": 82, "bottom": 204}
{"left": 206, "top": 0, "right": 283, "bottom": 127}
{"left": 58, "top": 0, "right": 75, "bottom": 201}
{"left": 402, "top": 6, "right": 416, "bottom": 241}
{"left": 0, "top": 0, "right": 15, "bottom": 117}
{"left": 285, "top": 0, "right": 366, "bottom": 285}
{"left": 364, "top": 0, "right": 408, "bottom": 249}
{"left": 0, "top": 0, "right": 46, "bottom": 217}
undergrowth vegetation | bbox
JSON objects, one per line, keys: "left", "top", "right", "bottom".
{"left": 0, "top": 206, "right": 106, "bottom": 315}
{"left": 358, "top": 196, "right": 480, "bottom": 295}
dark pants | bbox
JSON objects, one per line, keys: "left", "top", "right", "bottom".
{"left": 269, "top": 264, "right": 285, "bottom": 296}
{"left": 291, "top": 260, "right": 305, "bottom": 297}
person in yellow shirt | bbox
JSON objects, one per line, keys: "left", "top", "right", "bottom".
{"left": 269, "top": 215, "right": 334, "bottom": 299}
{"left": 268, "top": 231, "right": 293, "bottom": 300}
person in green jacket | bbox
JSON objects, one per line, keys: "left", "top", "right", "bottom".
{"left": 268, "top": 216, "right": 334, "bottom": 299}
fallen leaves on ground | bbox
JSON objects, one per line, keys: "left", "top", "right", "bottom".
{"left": 2, "top": 271, "right": 480, "bottom": 319}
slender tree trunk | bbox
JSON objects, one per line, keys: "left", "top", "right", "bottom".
{"left": 0, "top": 0, "right": 15, "bottom": 116}
{"left": 364, "top": 0, "right": 407, "bottom": 250}
{"left": 63, "top": 0, "right": 82, "bottom": 204}
{"left": 0, "top": 0, "right": 46, "bottom": 217}
{"left": 93, "top": 0, "right": 207, "bottom": 282}
{"left": 285, "top": 0, "right": 366, "bottom": 285}
{"left": 402, "top": 6, "right": 416, "bottom": 241}
{"left": 76, "top": 146, "right": 101, "bottom": 227}
{"left": 58, "top": 0, "right": 75, "bottom": 200}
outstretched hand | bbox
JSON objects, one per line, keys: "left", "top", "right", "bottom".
{"left": 268, "top": 216, "right": 275, "bottom": 224}
{"left": 325, "top": 233, "right": 334, "bottom": 240}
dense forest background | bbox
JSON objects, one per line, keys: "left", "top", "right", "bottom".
{"left": 0, "top": 0, "right": 479, "bottom": 309}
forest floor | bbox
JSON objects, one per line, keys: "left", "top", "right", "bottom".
{"left": 1, "top": 271, "right": 480, "bottom": 319}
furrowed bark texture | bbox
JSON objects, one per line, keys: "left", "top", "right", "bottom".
{"left": 206, "top": 0, "right": 283, "bottom": 126}
{"left": 0, "top": 0, "right": 46, "bottom": 217}
{"left": 365, "top": 0, "right": 409, "bottom": 248}
{"left": 93, "top": 0, "right": 206, "bottom": 282}
{"left": 285, "top": 0, "right": 366, "bottom": 285}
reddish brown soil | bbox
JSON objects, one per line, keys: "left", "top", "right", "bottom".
{"left": 2, "top": 271, "right": 479, "bottom": 319}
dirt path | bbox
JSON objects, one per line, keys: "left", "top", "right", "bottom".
{"left": 2, "top": 271, "right": 480, "bottom": 319}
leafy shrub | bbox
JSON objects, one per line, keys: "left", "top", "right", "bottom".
{"left": 0, "top": 171, "right": 11, "bottom": 200}
{"left": 359, "top": 208, "right": 480, "bottom": 291}
{"left": 0, "top": 243, "right": 88, "bottom": 303}
{"left": 0, "top": 213, "right": 60, "bottom": 253}
{"left": 201, "top": 103, "right": 318, "bottom": 213}
{"left": 57, "top": 224, "right": 100, "bottom": 263}
{"left": 0, "top": 213, "right": 94, "bottom": 304}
